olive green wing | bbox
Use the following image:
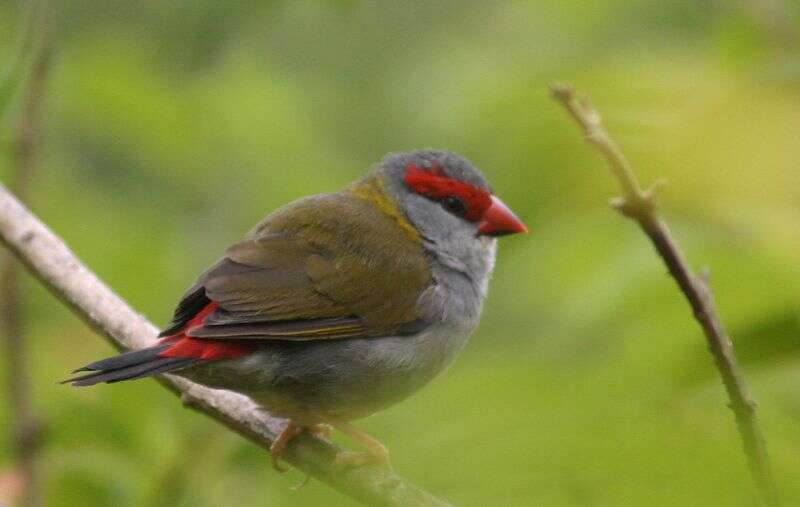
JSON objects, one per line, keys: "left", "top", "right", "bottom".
{"left": 181, "top": 191, "right": 432, "bottom": 341}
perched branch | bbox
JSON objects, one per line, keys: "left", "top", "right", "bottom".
{"left": 1, "top": 2, "right": 53, "bottom": 506}
{"left": 0, "top": 185, "right": 452, "bottom": 507}
{"left": 550, "top": 85, "right": 779, "bottom": 506}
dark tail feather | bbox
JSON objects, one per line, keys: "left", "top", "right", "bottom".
{"left": 64, "top": 345, "right": 199, "bottom": 387}
{"left": 72, "top": 345, "right": 171, "bottom": 373}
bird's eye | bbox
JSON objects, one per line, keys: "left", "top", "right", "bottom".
{"left": 441, "top": 196, "right": 468, "bottom": 217}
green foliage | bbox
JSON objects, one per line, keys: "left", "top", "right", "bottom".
{"left": 1, "top": 1, "right": 799, "bottom": 505}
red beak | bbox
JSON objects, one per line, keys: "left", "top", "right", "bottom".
{"left": 478, "top": 196, "right": 528, "bottom": 237}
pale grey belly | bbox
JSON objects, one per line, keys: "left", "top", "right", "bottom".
{"left": 177, "top": 326, "right": 470, "bottom": 424}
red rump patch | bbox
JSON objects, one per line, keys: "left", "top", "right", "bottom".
{"left": 403, "top": 163, "right": 492, "bottom": 222}
{"left": 158, "top": 302, "right": 255, "bottom": 360}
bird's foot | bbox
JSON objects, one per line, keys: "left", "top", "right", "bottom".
{"left": 287, "top": 425, "right": 331, "bottom": 488}
{"left": 271, "top": 420, "right": 391, "bottom": 473}
{"left": 270, "top": 421, "right": 303, "bottom": 473}
{"left": 307, "top": 423, "right": 332, "bottom": 440}
{"left": 331, "top": 421, "right": 391, "bottom": 472}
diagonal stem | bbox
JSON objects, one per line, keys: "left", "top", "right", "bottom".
{"left": 551, "top": 84, "right": 779, "bottom": 506}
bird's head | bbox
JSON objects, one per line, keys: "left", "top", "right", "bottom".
{"left": 378, "top": 150, "right": 526, "bottom": 279}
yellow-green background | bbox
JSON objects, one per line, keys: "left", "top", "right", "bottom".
{"left": 1, "top": 1, "right": 799, "bottom": 505}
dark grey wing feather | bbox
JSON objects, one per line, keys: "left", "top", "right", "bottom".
{"left": 188, "top": 315, "right": 363, "bottom": 340}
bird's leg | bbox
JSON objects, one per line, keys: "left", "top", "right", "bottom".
{"left": 270, "top": 421, "right": 303, "bottom": 473}
{"left": 331, "top": 421, "right": 391, "bottom": 471}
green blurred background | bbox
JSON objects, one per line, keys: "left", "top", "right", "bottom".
{"left": 1, "top": 1, "right": 799, "bottom": 505}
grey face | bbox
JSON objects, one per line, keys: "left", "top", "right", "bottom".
{"left": 378, "top": 150, "right": 498, "bottom": 290}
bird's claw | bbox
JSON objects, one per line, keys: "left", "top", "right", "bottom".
{"left": 272, "top": 421, "right": 391, "bottom": 474}
{"left": 270, "top": 421, "right": 303, "bottom": 473}
{"left": 308, "top": 423, "right": 332, "bottom": 440}
{"left": 329, "top": 421, "right": 392, "bottom": 472}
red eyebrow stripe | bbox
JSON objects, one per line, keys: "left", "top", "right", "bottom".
{"left": 404, "top": 163, "right": 492, "bottom": 222}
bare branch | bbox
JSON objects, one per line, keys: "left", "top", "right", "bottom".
{"left": 551, "top": 84, "right": 779, "bottom": 506}
{"left": 0, "top": 185, "right": 452, "bottom": 507}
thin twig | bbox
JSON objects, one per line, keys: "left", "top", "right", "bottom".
{"left": 0, "top": 184, "right": 451, "bottom": 507}
{"left": 1, "top": 2, "right": 53, "bottom": 506}
{"left": 550, "top": 84, "right": 779, "bottom": 506}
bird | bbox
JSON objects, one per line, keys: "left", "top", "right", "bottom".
{"left": 65, "top": 149, "right": 527, "bottom": 472}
